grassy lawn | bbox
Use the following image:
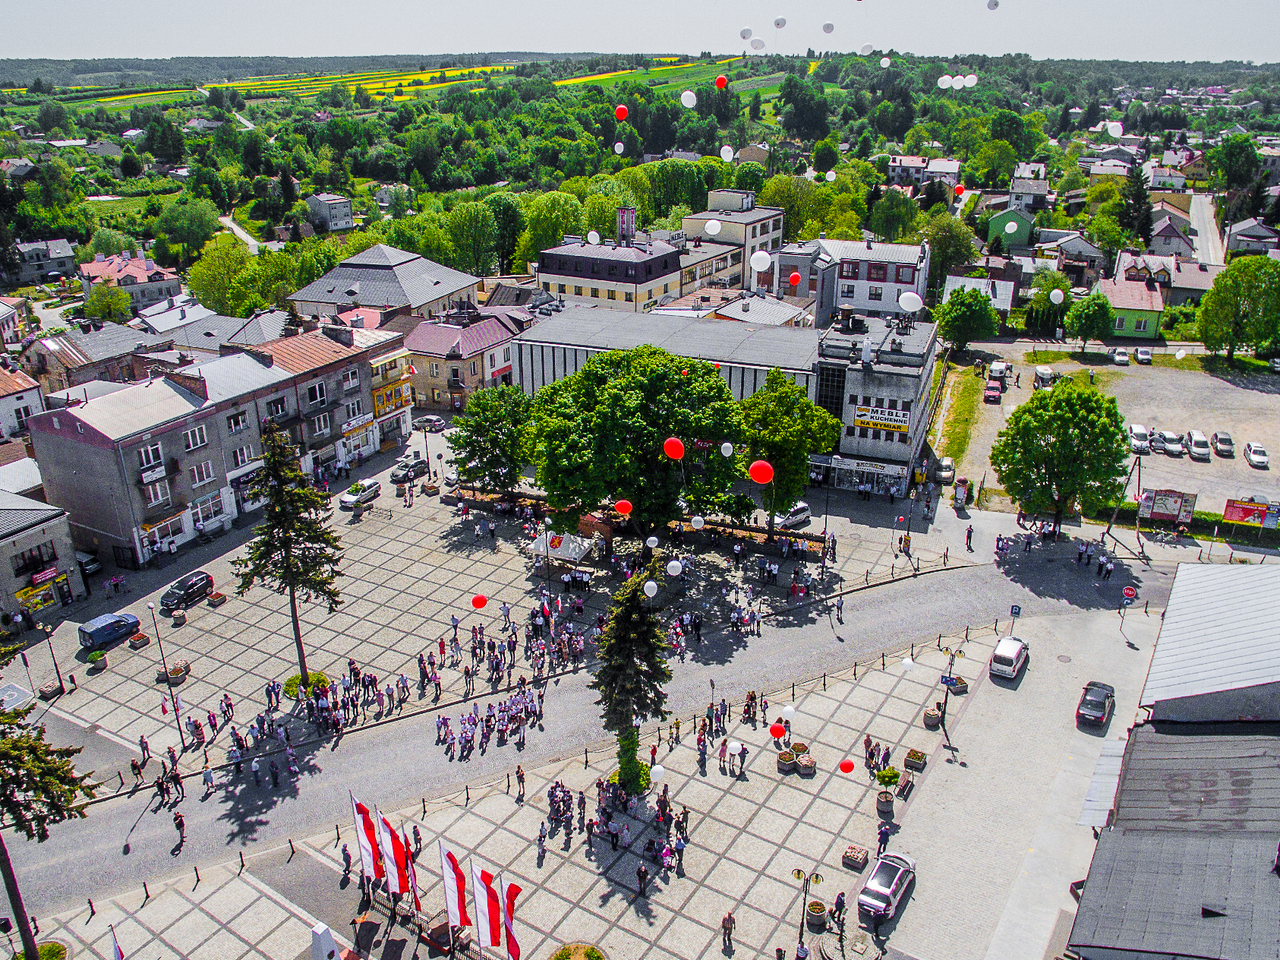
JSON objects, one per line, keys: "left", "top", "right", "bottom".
{"left": 937, "top": 367, "right": 983, "bottom": 462}
{"left": 1024, "top": 348, "right": 1113, "bottom": 365}
{"left": 83, "top": 196, "right": 161, "bottom": 217}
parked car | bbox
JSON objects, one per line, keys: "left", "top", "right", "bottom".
{"left": 858, "top": 852, "right": 916, "bottom": 920}
{"left": 772, "top": 501, "right": 812, "bottom": 529}
{"left": 935, "top": 457, "right": 955, "bottom": 485}
{"left": 414, "top": 415, "right": 447, "bottom": 433}
{"left": 1156, "top": 430, "right": 1185, "bottom": 456}
{"left": 1111, "top": 348, "right": 1130, "bottom": 366}
{"left": 160, "top": 571, "right": 214, "bottom": 612}
{"left": 1134, "top": 347, "right": 1153, "bottom": 364}
{"left": 1271, "top": 358, "right": 1280, "bottom": 374}
{"left": 983, "top": 379, "right": 1003, "bottom": 403}
{"left": 390, "top": 458, "right": 430, "bottom": 484}
{"left": 989, "top": 636, "right": 1029, "bottom": 680}
{"left": 1212, "top": 431, "right": 1235, "bottom": 457}
{"left": 1244, "top": 442, "right": 1270, "bottom": 468}
{"left": 443, "top": 471, "right": 459, "bottom": 489}
{"left": 1076, "top": 681, "right": 1116, "bottom": 725}
{"left": 75, "top": 550, "right": 102, "bottom": 576}
{"left": 988, "top": 360, "right": 1009, "bottom": 382}
{"left": 1128, "top": 424, "right": 1151, "bottom": 454}
{"left": 1185, "top": 430, "right": 1211, "bottom": 462}
{"left": 78, "top": 613, "right": 141, "bottom": 650}
{"left": 1033, "top": 366, "right": 1056, "bottom": 390}
{"left": 339, "top": 479, "right": 382, "bottom": 507}
{"left": 1149, "top": 430, "right": 1165, "bottom": 453}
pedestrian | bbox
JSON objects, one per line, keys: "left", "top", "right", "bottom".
{"left": 130, "top": 758, "right": 143, "bottom": 785}
{"left": 1104, "top": 559, "right": 1115, "bottom": 580}
{"left": 674, "top": 834, "right": 686, "bottom": 867}
{"left": 718, "top": 738, "right": 728, "bottom": 772}
{"left": 650, "top": 743, "right": 658, "bottom": 767}
{"left": 586, "top": 819, "right": 596, "bottom": 846}
{"left": 966, "top": 525, "right": 974, "bottom": 551}
{"left": 171, "top": 770, "right": 185, "bottom": 800}
{"left": 201, "top": 764, "right": 214, "bottom": 796}
{"left": 1097, "top": 553, "right": 1106, "bottom": 576}
{"left": 1077, "top": 542, "right": 1086, "bottom": 564}
{"left": 251, "top": 757, "right": 261, "bottom": 785}
{"left": 270, "top": 760, "right": 280, "bottom": 788}
{"left": 877, "top": 821, "right": 892, "bottom": 855}
{"left": 173, "top": 810, "right": 186, "bottom": 845}
{"left": 738, "top": 742, "right": 749, "bottom": 774}
{"left": 1024, "top": 536, "right": 1032, "bottom": 554}
{"left": 516, "top": 764, "right": 525, "bottom": 795}
{"left": 722, "top": 911, "right": 735, "bottom": 948}
{"left": 835, "top": 595, "right": 844, "bottom": 624}
{"left": 609, "top": 819, "right": 620, "bottom": 850}
{"left": 139, "top": 734, "right": 151, "bottom": 763}
{"left": 833, "top": 890, "right": 846, "bottom": 921}
{"left": 230, "top": 745, "right": 242, "bottom": 775}
{"left": 636, "top": 863, "right": 649, "bottom": 897}
{"left": 451, "top": 614, "right": 460, "bottom": 641}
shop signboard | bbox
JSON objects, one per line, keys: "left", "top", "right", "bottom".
{"left": 1138, "top": 489, "right": 1192, "bottom": 523}
{"left": 853, "top": 405, "right": 910, "bottom": 433}
{"left": 1224, "top": 498, "right": 1268, "bottom": 527}
{"left": 31, "top": 566, "right": 60, "bottom": 585}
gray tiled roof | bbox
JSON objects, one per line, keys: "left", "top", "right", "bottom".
{"left": 0, "top": 489, "right": 64, "bottom": 540}
{"left": 289, "top": 244, "right": 479, "bottom": 311}
{"left": 187, "top": 352, "right": 295, "bottom": 402}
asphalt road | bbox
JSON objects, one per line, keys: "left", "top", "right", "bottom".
{"left": 11, "top": 559, "right": 1174, "bottom": 918}
{"left": 1190, "top": 193, "right": 1225, "bottom": 265}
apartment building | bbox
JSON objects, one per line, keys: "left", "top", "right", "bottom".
{"left": 775, "top": 238, "right": 931, "bottom": 325}
{"left": 78, "top": 251, "right": 181, "bottom": 311}
{"left": 681, "top": 190, "right": 785, "bottom": 290}
{"left": 306, "top": 193, "right": 355, "bottom": 232}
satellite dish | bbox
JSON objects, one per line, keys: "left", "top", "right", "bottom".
{"left": 587, "top": 231, "right": 601, "bottom": 245}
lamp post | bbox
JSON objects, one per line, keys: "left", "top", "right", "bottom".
{"left": 904, "top": 487, "right": 918, "bottom": 556}
{"left": 939, "top": 644, "right": 966, "bottom": 734}
{"left": 791, "top": 867, "right": 824, "bottom": 950}
{"left": 149, "top": 602, "right": 187, "bottom": 750}
{"left": 42, "top": 624, "right": 65, "bottom": 696}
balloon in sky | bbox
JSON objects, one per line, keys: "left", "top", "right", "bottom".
{"left": 614, "top": 104, "right": 628, "bottom": 121}
{"left": 741, "top": 27, "right": 752, "bottom": 39}
{"left": 728, "top": 740, "right": 741, "bottom": 754}
{"left": 1175, "top": 349, "right": 1187, "bottom": 360}
{"left": 825, "top": 170, "right": 836, "bottom": 182}
{"left": 720, "top": 144, "right": 734, "bottom": 162}
{"left": 749, "top": 460, "right": 774, "bottom": 484}
{"left": 587, "top": 230, "right": 600, "bottom": 245}
{"left": 938, "top": 75, "right": 953, "bottom": 90}
{"left": 1005, "top": 220, "right": 1019, "bottom": 234}
{"left": 691, "top": 515, "right": 705, "bottom": 530}
{"left": 954, "top": 183, "right": 965, "bottom": 196}
{"left": 750, "top": 250, "right": 771, "bottom": 272}
{"left": 987, "top": 0, "right": 999, "bottom": 8}
{"left": 822, "top": 21, "right": 835, "bottom": 34}
{"left": 716, "top": 75, "right": 728, "bottom": 89}
{"left": 781, "top": 704, "right": 796, "bottom": 721}
{"left": 861, "top": 44, "right": 874, "bottom": 56}
{"left": 770, "top": 723, "right": 786, "bottom": 739}
{"left": 681, "top": 90, "right": 697, "bottom": 109}
{"left": 643, "top": 580, "right": 658, "bottom": 598}
{"left": 614, "top": 499, "right": 632, "bottom": 515}
{"left": 650, "top": 764, "right": 665, "bottom": 782}
{"left": 471, "top": 594, "right": 487, "bottom": 609}
{"left": 839, "top": 758, "right": 855, "bottom": 774}
{"left": 965, "top": 73, "right": 978, "bottom": 87}
{"left": 706, "top": 219, "right": 722, "bottom": 236}
{"left": 613, "top": 141, "right": 624, "bottom": 155}
{"left": 751, "top": 38, "right": 766, "bottom": 50}
{"left": 881, "top": 57, "right": 893, "bottom": 68}
{"left": 1107, "top": 121, "right": 1124, "bottom": 137}
{"left": 1049, "top": 288, "right": 1065, "bottom": 305}
{"left": 774, "top": 16, "right": 786, "bottom": 28}
{"left": 900, "top": 291, "right": 924, "bottom": 312}
{"left": 789, "top": 271, "right": 802, "bottom": 287}
{"left": 646, "top": 536, "right": 659, "bottom": 549}
{"left": 666, "top": 560, "right": 683, "bottom": 577}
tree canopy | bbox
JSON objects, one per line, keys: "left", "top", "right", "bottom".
{"left": 447, "top": 385, "right": 533, "bottom": 496}
{"left": 1198, "top": 255, "right": 1280, "bottom": 361}
{"left": 1064, "top": 291, "right": 1117, "bottom": 349}
{"left": 933, "top": 285, "right": 999, "bottom": 353}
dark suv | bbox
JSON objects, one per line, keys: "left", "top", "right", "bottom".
{"left": 159, "top": 571, "right": 214, "bottom": 613}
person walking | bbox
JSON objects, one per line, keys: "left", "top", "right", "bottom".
{"left": 835, "top": 595, "right": 844, "bottom": 624}
{"left": 609, "top": 818, "right": 620, "bottom": 850}
{"left": 516, "top": 765, "right": 525, "bottom": 795}
{"left": 966, "top": 525, "right": 974, "bottom": 551}
{"left": 171, "top": 769, "right": 185, "bottom": 801}
{"left": 201, "top": 764, "right": 214, "bottom": 796}
{"left": 722, "top": 911, "right": 735, "bottom": 948}
{"left": 138, "top": 734, "right": 151, "bottom": 763}
{"left": 636, "top": 863, "right": 649, "bottom": 897}
{"left": 130, "top": 758, "right": 144, "bottom": 785}
{"left": 674, "top": 834, "right": 686, "bottom": 868}
{"left": 173, "top": 810, "right": 186, "bottom": 847}
{"left": 251, "top": 757, "right": 261, "bottom": 786}
{"left": 1104, "top": 559, "right": 1115, "bottom": 580}
{"left": 877, "top": 821, "right": 892, "bottom": 856}
{"left": 270, "top": 760, "right": 280, "bottom": 788}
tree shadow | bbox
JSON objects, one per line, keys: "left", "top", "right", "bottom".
{"left": 213, "top": 731, "right": 327, "bottom": 845}
{"left": 988, "top": 532, "right": 1154, "bottom": 611}
{"left": 1196, "top": 358, "right": 1280, "bottom": 396}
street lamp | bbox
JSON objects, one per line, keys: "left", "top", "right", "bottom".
{"left": 149, "top": 602, "right": 187, "bottom": 750}
{"left": 42, "top": 624, "right": 65, "bottom": 696}
{"left": 904, "top": 487, "right": 918, "bottom": 556}
{"left": 938, "top": 644, "right": 966, "bottom": 736}
{"left": 791, "top": 867, "right": 824, "bottom": 950}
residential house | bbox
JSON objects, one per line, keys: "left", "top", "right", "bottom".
{"left": 1089, "top": 159, "right": 1131, "bottom": 182}
{"left": 1008, "top": 178, "right": 1050, "bottom": 212}
{"left": 9, "top": 239, "right": 76, "bottom": 285}
{"left": 987, "top": 208, "right": 1035, "bottom": 249}
{"left": 0, "top": 158, "right": 37, "bottom": 181}
{"left": 735, "top": 143, "right": 770, "bottom": 166}
{"left": 1259, "top": 146, "right": 1280, "bottom": 186}
{"left": 78, "top": 251, "right": 181, "bottom": 311}
{"left": 672, "top": 234, "right": 744, "bottom": 294}
{"left": 1013, "top": 161, "right": 1047, "bottom": 180}
{"left": 0, "top": 360, "right": 44, "bottom": 438}
{"left": 21, "top": 322, "right": 173, "bottom": 393}
{"left": 1225, "top": 218, "right": 1280, "bottom": 255}
{"left": 887, "top": 156, "right": 929, "bottom": 186}
{"left": 0, "top": 439, "right": 44, "bottom": 501}
{"left": 405, "top": 311, "right": 528, "bottom": 410}
{"left": 374, "top": 184, "right": 412, "bottom": 208}
{"left": 1116, "top": 252, "right": 1223, "bottom": 307}
{"left": 537, "top": 225, "right": 681, "bottom": 313}
{"left": 0, "top": 297, "right": 30, "bottom": 345}
{"left": 924, "top": 158, "right": 962, "bottom": 184}
{"left": 1178, "top": 151, "right": 1210, "bottom": 182}
{"left": 1147, "top": 217, "right": 1195, "bottom": 259}
{"left": 1142, "top": 164, "right": 1186, "bottom": 190}
{"left": 1094, "top": 276, "right": 1163, "bottom": 339}
{"left": 774, "top": 237, "right": 931, "bottom": 325}
{"left": 705, "top": 294, "right": 810, "bottom": 327}
{"left": 1035, "top": 231, "right": 1106, "bottom": 287}
{"left": 132, "top": 295, "right": 216, "bottom": 334}
{"left": 0, "top": 491, "right": 85, "bottom": 615}
{"left": 940, "top": 276, "right": 1016, "bottom": 317}
{"left": 681, "top": 190, "right": 784, "bottom": 290}
{"left": 183, "top": 118, "right": 224, "bottom": 134}
{"left": 1150, "top": 200, "right": 1191, "bottom": 233}
{"left": 305, "top": 193, "right": 355, "bottom": 232}
{"left": 272, "top": 221, "right": 315, "bottom": 242}
{"left": 289, "top": 244, "right": 481, "bottom": 322}
{"left": 121, "top": 128, "right": 146, "bottom": 144}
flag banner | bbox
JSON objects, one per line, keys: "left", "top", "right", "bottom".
{"left": 402, "top": 827, "right": 422, "bottom": 913}
{"left": 500, "top": 873, "right": 522, "bottom": 960}
{"left": 160, "top": 697, "right": 168, "bottom": 715}
{"left": 375, "top": 809, "right": 407, "bottom": 896}
{"left": 471, "top": 862, "right": 502, "bottom": 948}
{"left": 174, "top": 690, "right": 186, "bottom": 714}
{"left": 438, "top": 839, "right": 471, "bottom": 927}
{"left": 111, "top": 925, "right": 126, "bottom": 960}
{"left": 350, "top": 793, "right": 384, "bottom": 879}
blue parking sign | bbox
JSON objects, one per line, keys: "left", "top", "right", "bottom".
{"left": 1010, "top": 604, "right": 1021, "bottom": 618}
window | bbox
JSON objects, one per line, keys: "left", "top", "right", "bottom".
{"left": 839, "top": 261, "right": 860, "bottom": 280}
{"left": 557, "top": 284, "right": 566, "bottom": 294}
{"left": 265, "top": 397, "right": 287, "bottom": 419}
{"left": 859, "top": 427, "right": 869, "bottom": 439}
{"left": 429, "top": 362, "right": 440, "bottom": 378}
{"left": 14, "top": 406, "right": 32, "bottom": 431}
{"left": 1135, "top": 319, "right": 1149, "bottom": 332}
{"left": 663, "top": 283, "right": 670, "bottom": 294}
{"left": 451, "top": 367, "right": 461, "bottom": 382}
{"left": 503, "top": 347, "right": 511, "bottom": 362}
{"left": 227, "top": 411, "right": 248, "bottom": 433}
{"left": 183, "top": 424, "right": 207, "bottom": 451}
{"left": 191, "top": 492, "right": 225, "bottom": 524}
{"left": 845, "top": 426, "right": 857, "bottom": 436}
{"left": 898, "top": 430, "right": 910, "bottom": 444}
{"left": 231, "top": 445, "right": 254, "bottom": 468}
{"left": 869, "top": 286, "right": 884, "bottom": 301}
{"left": 190, "top": 460, "right": 216, "bottom": 487}
{"left": 542, "top": 282, "right": 550, "bottom": 292}
{"left": 11, "top": 541, "right": 56, "bottom": 577}
{"left": 752, "top": 225, "right": 759, "bottom": 238}
{"left": 306, "top": 381, "right": 327, "bottom": 407}
{"left": 144, "top": 479, "right": 170, "bottom": 507}
{"left": 342, "top": 368, "right": 360, "bottom": 391}
{"left": 730, "top": 251, "right": 742, "bottom": 265}
{"left": 868, "top": 264, "right": 887, "bottom": 282}
{"left": 313, "top": 413, "right": 331, "bottom": 436}
{"left": 590, "top": 288, "right": 599, "bottom": 298}
{"left": 896, "top": 265, "right": 915, "bottom": 284}
{"left": 773, "top": 218, "right": 782, "bottom": 232}
{"left": 138, "top": 442, "right": 163, "bottom": 469}
{"left": 625, "top": 291, "right": 634, "bottom": 302}
{"left": 146, "top": 515, "right": 183, "bottom": 543}
{"left": 1114, "top": 317, "right": 1126, "bottom": 331}
{"left": 573, "top": 286, "right": 583, "bottom": 296}
{"left": 607, "top": 289, "right": 617, "bottom": 300}
{"left": 345, "top": 399, "right": 363, "bottom": 420}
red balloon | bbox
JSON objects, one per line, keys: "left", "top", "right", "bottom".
{"left": 770, "top": 723, "right": 786, "bottom": 739}
{"left": 471, "top": 594, "right": 487, "bottom": 610}
{"left": 954, "top": 183, "right": 965, "bottom": 196}
{"left": 749, "top": 460, "right": 774, "bottom": 484}
{"left": 789, "top": 271, "right": 802, "bottom": 287}
{"left": 715, "top": 75, "right": 728, "bottom": 89}
{"left": 615, "top": 499, "right": 633, "bottom": 516}
{"left": 615, "top": 104, "right": 628, "bottom": 121}
{"left": 839, "top": 758, "right": 855, "bottom": 774}
{"left": 663, "top": 437, "right": 685, "bottom": 460}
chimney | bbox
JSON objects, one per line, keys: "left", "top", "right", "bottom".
{"left": 322, "top": 326, "right": 354, "bottom": 347}
{"left": 163, "top": 370, "right": 209, "bottom": 400}
{"left": 94, "top": 252, "right": 105, "bottom": 262}
{"left": 742, "top": 301, "right": 750, "bottom": 313}
{"left": 179, "top": 308, "right": 186, "bottom": 320}
{"left": 167, "top": 297, "right": 175, "bottom": 308}
{"left": 145, "top": 259, "right": 155, "bottom": 271}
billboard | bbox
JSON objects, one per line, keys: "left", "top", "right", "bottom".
{"left": 853, "top": 405, "right": 911, "bottom": 433}
{"left": 1137, "top": 489, "right": 1195, "bottom": 523}
{"left": 1223, "top": 498, "right": 1270, "bottom": 527}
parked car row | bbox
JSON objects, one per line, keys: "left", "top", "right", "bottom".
{"left": 1129, "top": 424, "right": 1268, "bottom": 468}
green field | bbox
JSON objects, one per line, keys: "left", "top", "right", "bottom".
{"left": 83, "top": 196, "right": 161, "bottom": 217}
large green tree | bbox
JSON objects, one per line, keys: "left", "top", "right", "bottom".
{"left": 532, "top": 346, "right": 744, "bottom": 535}
{"left": 156, "top": 196, "right": 221, "bottom": 266}
{"left": 1119, "top": 167, "right": 1153, "bottom": 245}
{"left": 83, "top": 284, "right": 132, "bottom": 322}
{"left": 1212, "top": 135, "right": 1260, "bottom": 191}
{"left": 483, "top": 192, "right": 525, "bottom": 274}
{"left": 933, "top": 285, "right": 999, "bottom": 353}
{"left": 447, "top": 385, "right": 533, "bottom": 496}
{"left": 588, "top": 559, "right": 672, "bottom": 793}
{"left": 1198, "top": 256, "right": 1280, "bottom": 362}
{"left": 187, "top": 239, "right": 251, "bottom": 315}
{"left": 448, "top": 201, "right": 498, "bottom": 277}
{"left": 1063, "top": 291, "right": 1116, "bottom": 350}
{"left": 514, "top": 192, "right": 584, "bottom": 268}
{"left": 989, "top": 378, "right": 1128, "bottom": 528}
{"left": 232, "top": 423, "right": 343, "bottom": 686}
{"left": 868, "top": 189, "right": 919, "bottom": 242}
{"left": 920, "top": 212, "right": 978, "bottom": 292}
{"left": 0, "top": 650, "right": 96, "bottom": 960}
{"left": 739, "top": 368, "right": 841, "bottom": 538}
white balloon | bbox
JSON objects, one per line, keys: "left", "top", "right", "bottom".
{"left": 901, "top": 656, "right": 915, "bottom": 672}
{"left": 705, "top": 219, "right": 722, "bottom": 236}
{"left": 1005, "top": 220, "right": 1019, "bottom": 234}
{"left": 861, "top": 44, "right": 874, "bottom": 56}
{"left": 720, "top": 441, "right": 734, "bottom": 457}
{"left": 650, "top": 764, "right": 665, "bottom": 782}
{"left": 741, "top": 27, "right": 752, "bottom": 40}
{"left": 751, "top": 38, "right": 766, "bottom": 51}
{"left": 691, "top": 515, "right": 705, "bottom": 529}
{"left": 666, "top": 560, "right": 683, "bottom": 577}
{"left": 750, "top": 249, "right": 772, "bottom": 272}
{"left": 900, "top": 291, "right": 924, "bottom": 312}
{"left": 880, "top": 57, "right": 891, "bottom": 68}
{"left": 965, "top": 74, "right": 978, "bottom": 88}
{"left": 643, "top": 580, "right": 658, "bottom": 598}
{"left": 938, "top": 75, "right": 953, "bottom": 90}
{"left": 728, "top": 740, "right": 742, "bottom": 754}
{"left": 825, "top": 170, "right": 836, "bottom": 182}
{"left": 773, "top": 16, "right": 786, "bottom": 28}
{"left": 681, "top": 90, "right": 697, "bottom": 109}
{"left": 781, "top": 705, "right": 796, "bottom": 721}
{"left": 1049, "top": 288, "right": 1065, "bottom": 305}
{"left": 587, "top": 230, "right": 601, "bottom": 245}
{"left": 614, "top": 141, "right": 624, "bottom": 155}
{"left": 987, "top": 0, "right": 999, "bottom": 9}
{"left": 646, "top": 536, "right": 659, "bottom": 549}
{"left": 1107, "top": 121, "right": 1124, "bottom": 137}
{"left": 720, "top": 145, "right": 734, "bottom": 163}
{"left": 822, "top": 22, "right": 835, "bottom": 34}
{"left": 1175, "top": 349, "right": 1187, "bottom": 360}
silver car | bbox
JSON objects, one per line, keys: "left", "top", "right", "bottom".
{"left": 858, "top": 852, "right": 916, "bottom": 919}
{"left": 772, "top": 501, "right": 811, "bottom": 529}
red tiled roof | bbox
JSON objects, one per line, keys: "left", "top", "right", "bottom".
{"left": 1098, "top": 278, "right": 1163, "bottom": 313}
{"left": 405, "top": 315, "right": 522, "bottom": 359}
{"left": 0, "top": 366, "right": 39, "bottom": 397}
{"left": 259, "top": 331, "right": 366, "bottom": 373}
{"left": 78, "top": 254, "right": 177, "bottom": 285}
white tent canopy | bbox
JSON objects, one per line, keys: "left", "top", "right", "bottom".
{"left": 526, "top": 530, "right": 594, "bottom": 563}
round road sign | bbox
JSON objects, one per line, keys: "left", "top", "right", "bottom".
{"left": 1123, "top": 586, "right": 1137, "bottom": 599}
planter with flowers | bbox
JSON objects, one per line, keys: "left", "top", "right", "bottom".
{"left": 777, "top": 750, "right": 796, "bottom": 773}
{"left": 795, "top": 753, "right": 817, "bottom": 776}
{"left": 904, "top": 749, "right": 927, "bottom": 771}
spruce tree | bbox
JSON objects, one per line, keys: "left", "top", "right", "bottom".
{"left": 1120, "top": 167, "right": 1153, "bottom": 246}
{"left": 589, "top": 559, "right": 672, "bottom": 792}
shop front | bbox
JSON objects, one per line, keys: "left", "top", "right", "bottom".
{"left": 16, "top": 566, "right": 73, "bottom": 613}
{"left": 809, "top": 454, "right": 911, "bottom": 495}
{"left": 374, "top": 382, "right": 412, "bottom": 446}
{"left": 137, "top": 510, "right": 187, "bottom": 566}
{"left": 229, "top": 465, "right": 265, "bottom": 513}
{"left": 338, "top": 413, "right": 377, "bottom": 466}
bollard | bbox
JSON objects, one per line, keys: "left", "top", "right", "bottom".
{"left": 882, "top": 652, "right": 886, "bottom": 670}
{"left": 965, "top": 625, "right": 970, "bottom": 640}
{"left": 865, "top": 570, "right": 869, "bottom": 584}
{"left": 422, "top": 797, "right": 427, "bottom": 818}
{"left": 911, "top": 643, "right": 914, "bottom": 659}
{"left": 289, "top": 839, "right": 295, "bottom": 858}
{"left": 823, "top": 673, "right": 826, "bottom": 690}
{"left": 1144, "top": 601, "right": 1149, "bottom": 615}
{"left": 584, "top": 747, "right": 589, "bottom": 767}
{"left": 792, "top": 682, "right": 796, "bottom": 700}
{"left": 507, "top": 773, "right": 511, "bottom": 793}
{"left": 143, "top": 882, "right": 150, "bottom": 901}
{"left": 336, "top": 824, "right": 341, "bottom": 845}
{"left": 194, "top": 866, "right": 200, "bottom": 885}
{"left": 465, "top": 785, "right": 470, "bottom": 806}
{"left": 994, "top": 619, "right": 999, "bottom": 634}
{"left": 240, "top": 852, "right": 246, "bottom": 873}
{"left": 937, "top": 633, "right": 942, "bottom": 650}
{"left": 87, "top": 898, "right": 95, "bottom": 917}
{"left": 853, "top": 662, "right": 857, "bottom": 680}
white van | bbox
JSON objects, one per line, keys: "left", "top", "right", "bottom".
{"left": 1034, "top": 366, "right": 1056, "bottom": 390}
{"left": 1186, "top": 430, "right": 1211, "bottom": 461}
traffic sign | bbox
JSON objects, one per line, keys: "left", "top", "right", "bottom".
{"left": 1122, "top": 598, "right": 1134, "bottom": 607}
{"left": 1010, "top": 604, "right": 1021, "bottom": 618}
{"left": 940, "top": 675, "right": 957, "bottom": 687}
{"left": 1123, "top": 586, "right": 1137, "bottom": 599}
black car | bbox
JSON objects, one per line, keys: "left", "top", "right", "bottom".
{"left": 1077, "top": 681, "right": 1115, "bottom": 725}
{"left": 160, "top": 571, "right": 214, "bottom": 612}
{"left": 390, "top": 459, "right": 430, "bottom": 484}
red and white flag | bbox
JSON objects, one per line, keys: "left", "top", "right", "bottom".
{"left": 350, "top": 793, "right": 384, "bottom": 879}
{"left": 174, "top": 691, "right": 186, "bottom": 714}
{"left": 111, "top": 925, "right": 125, "bottom": 960}
{"left": 160, "top": 698, "right": 168, "bottom": 716}
{"left": 471, "top": 862, "right": 502, "bottom": 948}
{"left": 375, "top": 810, "right": 409, "bottom": 896}
{"left": 500, "top": 873, "right": 522, "bottom": 960}
{"left": 438, "top": 839, "right": 471, "bottom": 927}
{"left": 402, "top": 827, "right": 422, "bottom": 913}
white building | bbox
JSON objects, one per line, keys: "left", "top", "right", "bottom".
{"left": 0, "top": 360, "right": 44, "bottom": 438}
{"left": 681, "top": 190, "right": 785, "bottom": 290}
{"left": 306, "top": 193, "right": 355, "bottom": 232}
{"left": 775, "top": 238, "right": 931, "bottom": 325}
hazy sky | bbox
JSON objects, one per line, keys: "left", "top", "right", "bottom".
{"left": 10, "top": 0, "right": 1280, "bottom": 63}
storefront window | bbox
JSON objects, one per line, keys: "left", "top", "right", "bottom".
{"left": 12, "top": 541, "right": 56, "bottom": 576}
{"left": 191, "top": 493, "right": 225, "bottom": 524}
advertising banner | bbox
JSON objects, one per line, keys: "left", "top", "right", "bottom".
{"left": 1223, "top": 498, "right": 1268, "bottom": 527}
{"left": 853, "top": 405, "right": 910, "bottom": 433}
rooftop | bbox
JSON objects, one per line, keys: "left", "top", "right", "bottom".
{"left": 0, "top": 363, "right": 39, "bottom": 397}
{"left": 1096, "top": 276, "right": 1164, "bottom": 313}
{"left": 710, "top": 295, "right": 808, "bottom": 326}
{"left": 942, "top": 275, "right": 1017, "bottom": 312}
{"left": 541, "top": 238, "right": 679, "bottom": 264}
{"left": 0, "top": 489, "right": 64, "bottom": 541}
{"left": 186, "top": 351, "right": 295, "bottom": 402}
{"left": 78, "top": 252, "right": 177, "bottom": 285}
{"left": 0, "top": 457, "right": 42, "bottom": 496}
{"left": 405, "top": 314, "right": 523, "bottom": 358}
{"left": 36, "top": 377, "right": 205, "bottom": 442}
{"left": 818, "top": 316, "right": 938, "bottom": 374}
{"left": 1009, "top": 178, "right": 1050, "bottom": 195}
{"left": 257, "top": 329, "right": 371, "bottom": 374}
{"left": 32, "top": 324, "right": 172, "bottom": 368}
{"left": 788, "top": 237, "right": 927, "bottom": 266}
{"left": 289, "top": 244, "right": 479, "bottom": 312}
